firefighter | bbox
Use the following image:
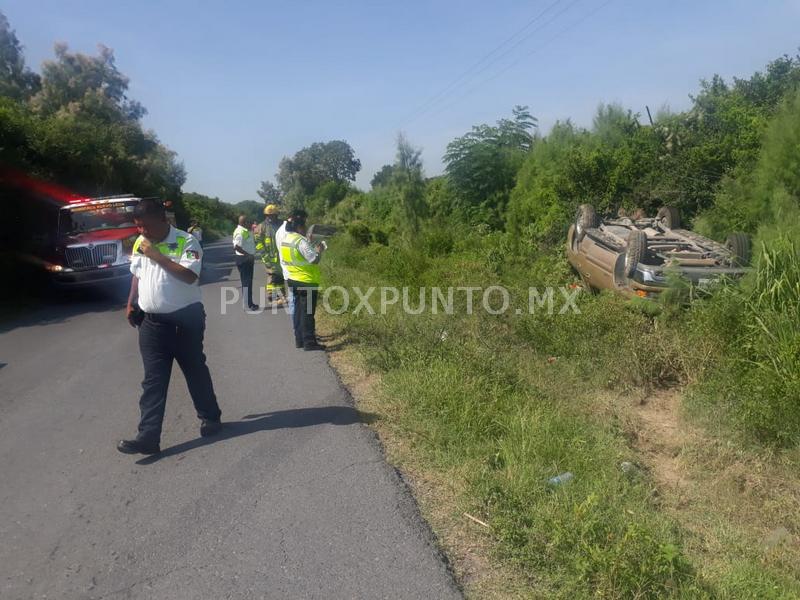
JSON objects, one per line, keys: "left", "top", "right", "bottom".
{"left": 256, "top": 204, "right": 286, "bottom": 306}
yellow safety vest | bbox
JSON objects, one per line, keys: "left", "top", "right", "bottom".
{"left": 280, "top": 231, "right": 320, "bottom": 285}
{"left": 132, "top": 235, "right": 187, "bottom": 259}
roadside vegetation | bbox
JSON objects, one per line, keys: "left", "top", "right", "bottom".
{"left": 3, "top": 6, "right": 799, "bottom": 594}
{"left": 310, "top": 54, "right": 800, "bottom": 597}
{"left": 0, "top": 11, "right": 258, "bottom": 243}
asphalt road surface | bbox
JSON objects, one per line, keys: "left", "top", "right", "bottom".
{"left": 0, "top": 239, "right": 461, "bottom": 600}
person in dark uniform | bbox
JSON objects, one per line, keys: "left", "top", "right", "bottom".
{"left": 118, "top": 199, "right": 222, "bottom": 455}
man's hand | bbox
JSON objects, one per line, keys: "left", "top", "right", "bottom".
{"left": 138, "top": 238, "right": 160, "bottom": 260}
{"left": 138, "top": 238, "right": 198, "bottom": 284}
{"left": 126, "top": 304, "right": 139, "bottom": 328}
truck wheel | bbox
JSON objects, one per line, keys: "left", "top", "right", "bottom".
{"left": 656, "top": 206, "right": 681, "bottom": 229}
{"left": 625, "top": 230, "right": 647, "bottom": 277}
{"left": 575, "top": 204, "right": 599, "bottom": 241}
{"left": 726, "top": 232, "right": 751, "bottom": 266}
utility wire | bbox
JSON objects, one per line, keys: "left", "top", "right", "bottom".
{"left": 405, "top": 0, "right": 584, "bottom": 125}
{"left": 398, "top": 0, "right": 568, "bottom": 126}
{"left": 421, "top": 0, "right": 615, "bottom": 124}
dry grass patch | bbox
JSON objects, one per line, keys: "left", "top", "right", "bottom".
{"left": 605, "top": 388, "right": 800, "bottom": 595}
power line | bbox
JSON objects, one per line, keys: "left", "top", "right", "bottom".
{"left": 421, "top": 0, "right": 615, "bottom": 124}
{"left": 398, "top": 0, "right": 568, "bottom": 127}
{"left": 405, "top": 0, "right": 585, "bottom": 125}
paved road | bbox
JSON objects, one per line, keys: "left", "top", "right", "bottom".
{"left": 0, "top": 240, "right": 460, "bottom": 600}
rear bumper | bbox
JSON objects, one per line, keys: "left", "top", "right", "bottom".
{"left": 51, "top": 264, "right": 132, "bottom": 287}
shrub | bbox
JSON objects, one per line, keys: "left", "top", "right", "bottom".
{"left": 347, "top": 221, "right": 371, "bottom": 246}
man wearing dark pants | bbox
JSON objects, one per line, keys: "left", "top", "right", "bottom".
{"left": 290, "top": 283, "right": 319, "bottom": 349}
{"left": 279, "top": 210, "right": 325, "bottom": 351}
{"left": 233, "top": 215, "right": 258, "bottom": 311}
{"left": 119, "top": 199, "right": 222, "bottom": 455}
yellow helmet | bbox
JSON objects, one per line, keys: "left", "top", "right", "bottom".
{"left": 263, "top": 204, "right": 279, "bottom": 215}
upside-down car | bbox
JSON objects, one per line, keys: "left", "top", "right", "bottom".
{"left": 566, "top": 204, "right": 751, "bottom": 297}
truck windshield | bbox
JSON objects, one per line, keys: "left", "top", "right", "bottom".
{"left": 58, "top": 200, "right": 139, "bottom": 235}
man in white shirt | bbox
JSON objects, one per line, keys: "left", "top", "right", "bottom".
{"left": 233, "top": 215, "right": 258, "bottom": 311}
{"left": 274, "top": 217, "right": 289, "bottom": 279}
{"left": 279, "top": 210, "right": 325, "bottom": 350}
{"left": 118, "top": 199, "right": 222, "bottom": 455}
{"left": 274, "top": 215, "right": 295, "bottom": 314}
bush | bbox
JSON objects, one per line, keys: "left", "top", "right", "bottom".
{"left": 685, "top": 237, "right": 800, "bottom": 445}
{"left": 347, "top": 221, "right": 371, "bottom": 246}
{"left": 421, "top": 228, "right": 454, "bottom": 256}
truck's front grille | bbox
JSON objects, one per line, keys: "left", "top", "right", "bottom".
{"left": 65, "top": 243, "right": 118, "bottom": 268}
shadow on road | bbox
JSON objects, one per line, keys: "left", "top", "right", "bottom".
{"left": 0, "top": 286, "right": 127, "bottom": 334}
{"left": 136, "top": 405, "right": 379, "bottom": 465}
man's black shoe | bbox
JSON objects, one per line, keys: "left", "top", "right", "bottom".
{"left": 200, "top": 419, "right": 222, "bottom": 437}
{"left": 117, "top": 439, "right": 160, "bottom": 455}
{"left": 304, "top": 343, "right": 325, "bottom": 352}
{"left": 248, "top": 304, "right": 260, "bottom": 311}
{"left": 295, "top": 340, "right": 304, "bottom": 348}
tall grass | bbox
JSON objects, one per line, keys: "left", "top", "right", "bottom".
{"left": 322, "top": 232, "right": 711, "bottom": 597}
{"left": 686, "top": 236, "right": 800, "bottom": 445}
{"left": 323, "top": 223, "right": 800, "bottom": 595}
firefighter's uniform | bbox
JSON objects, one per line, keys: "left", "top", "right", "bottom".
{"left": 256, "top": 204, "right": 285, "bottom": 303}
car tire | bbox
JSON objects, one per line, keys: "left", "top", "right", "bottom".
{"left": 625, "top": 230, "right": 647, "bottom": 277}
{"left": 726, "top": 232, "right": 751, "bottom": 266}
{"left": 656, "top": 206, "right": 681, "bottom": 229}
{"left": 575, "top": 204, "right": 599, "bottom": 241}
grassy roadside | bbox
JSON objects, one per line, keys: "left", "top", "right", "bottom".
{"left": 320, "top": 332, "right": 532, "bottom": 598}
{"left": 318, "top": 232, "right": 800, "bottom": 598}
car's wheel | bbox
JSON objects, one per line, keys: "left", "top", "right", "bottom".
{"left": 575, "top": 204, "right": 599, "bottom": 241}
{"left": 726, "top": 232, "right": 751, "bottom": 266}
{"left": 625, "top": 229, "right": 647, "bottom": 277}
{"left": 656, "top": 206, "right": 681, "bottom": 229}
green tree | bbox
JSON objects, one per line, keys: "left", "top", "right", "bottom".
{"left": 392, "top": 133, "right": 425, "bottom": 239}
{"left": 31, "top": 43, "right": 145, "bottom": 121}
{"left": 231, "top": 200, "right": 263, "bottom": 223}
{"left": 257, "top": 180, "right": 282, "bottom": 204}
{"left": 444, "top": 105, "right": 537, "bottom": 226}
{"left": 370, "top": 164, "right": 394, "bottom": 189}
{"left": 0, "top": 10, "right": 40, "bottom": 100}
{"left": 424, "top": 176, "right": 458, "bottom": 219}
{"left": 0, "top": 15, "right": 184, "bottom": 203}
{"left": 276, "top": 140, "right": 361, "bottom": 209}
{"left": 182, "top": 192, "right": 237, "bottom": 239}
{"left": 697, "top": 87, "right": 800, "bottom": 237}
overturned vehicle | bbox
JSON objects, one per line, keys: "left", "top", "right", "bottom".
{"left": 566, "top": 205, "right": 751, "bottom": 297}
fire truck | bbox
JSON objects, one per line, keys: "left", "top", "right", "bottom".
{"left": 3, "top": 186, "right": 143, "bottom": 289}
{"left": 41, "top": 195, "right": 141, "bottom": 287}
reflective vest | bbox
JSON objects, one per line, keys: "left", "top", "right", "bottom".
{"left": 280, "top": 231, "right": 320, "bottom": 285}
{"left": 132, "top": 235, "right": 187, "bottom": 259}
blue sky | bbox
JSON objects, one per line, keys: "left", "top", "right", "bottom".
{"left": 4, "top": 0, "right": 799, "bottom": 202}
